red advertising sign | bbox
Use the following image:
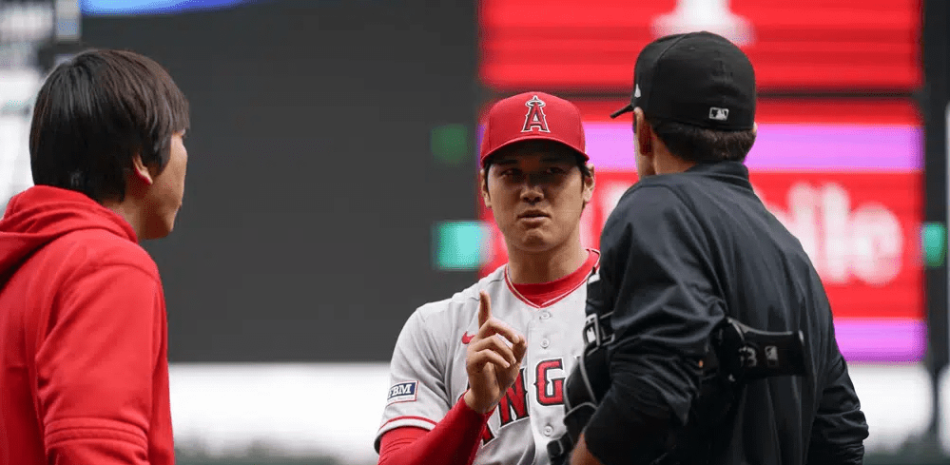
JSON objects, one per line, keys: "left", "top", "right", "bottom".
{"left": 752, "top": 172, "right": 922, "bottom": 320}
{"left": 479, "top": 0, "right": 921, "bottom": 92}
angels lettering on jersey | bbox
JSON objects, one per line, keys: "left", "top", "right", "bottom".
{"left": 452, "top": 358, "right": 568, "bottom": 445}
{"left": 377, "top": 250, "right": 599, "bottom": 464}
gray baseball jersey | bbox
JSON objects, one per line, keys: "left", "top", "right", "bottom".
{"left": 377, "top": 252, "right": 599, "bottom": 465}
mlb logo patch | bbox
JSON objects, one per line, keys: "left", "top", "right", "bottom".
{"left": 708, "top": 107, "right": 730, "bottom": 121}
{"left": 387, "top": 381, "right": 418, "bottom": 404}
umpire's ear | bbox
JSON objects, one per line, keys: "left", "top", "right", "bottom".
{"left": 634, "top": 107, "right": 654, "bottom": 159}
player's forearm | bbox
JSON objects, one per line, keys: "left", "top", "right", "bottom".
{"left": 378, "top": 397, "right": 491, "bottom": 465}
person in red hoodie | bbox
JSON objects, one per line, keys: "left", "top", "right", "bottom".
{"left": 0, "top": 49, "right": 190, "bottom": 465}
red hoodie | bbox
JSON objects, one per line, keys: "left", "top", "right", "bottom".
{"left": 0, "top": 186, "right": 174, "bottom": 465}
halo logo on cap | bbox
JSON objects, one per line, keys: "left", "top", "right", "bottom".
{"left": 522, "top": 95, "right": 551, "bottom": 133}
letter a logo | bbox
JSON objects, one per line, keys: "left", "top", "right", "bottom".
{"left": 522, "top": 95, "right": 551, "bottom": 133}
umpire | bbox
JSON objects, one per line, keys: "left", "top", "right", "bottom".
{"left": 567, "top": 32, "right": 869, "bottom": 465}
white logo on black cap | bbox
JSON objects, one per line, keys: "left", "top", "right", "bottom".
{"left": 634, "top": 84, "right": 641, "bottom": 98}
{"left": 709, "top": 107, "right": 730, "bottom": 121}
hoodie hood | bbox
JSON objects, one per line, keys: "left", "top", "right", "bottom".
{"left": 0, "top": 186, "right": 138, "bottom": 278}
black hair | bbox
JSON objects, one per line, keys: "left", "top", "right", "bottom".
{"left": 481, "top": 140, "right": 591, "bottom": 190}
{"left": 640, "top": 116, "right": 756, "bottom": 163}
{"left": 29, "top": 49, "right": 190, "bottom": 202}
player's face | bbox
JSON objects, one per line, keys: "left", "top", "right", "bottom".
{"left": 141, "top": 131, "right": 189, "bottom": 239}
{"left": 482, "top": 148, "right": 593, "bottom": 255}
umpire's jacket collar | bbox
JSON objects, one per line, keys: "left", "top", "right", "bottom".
{"left": 682, "top": 161, "right": 753, "bottom": 191}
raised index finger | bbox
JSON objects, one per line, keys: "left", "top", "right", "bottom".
{"left": 478, "top": 290, "right": 491, "bottom": 329}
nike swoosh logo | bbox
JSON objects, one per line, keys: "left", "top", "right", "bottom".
{"left": 462, "top": 332, "right": 475, "bottom": 344}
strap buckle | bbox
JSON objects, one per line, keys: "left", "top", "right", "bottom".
{"left": 583, "top": 312, "right": 614, "bottom": 351}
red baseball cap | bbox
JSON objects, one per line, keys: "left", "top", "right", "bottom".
{"left": 479, "top": 91, "right": 588, "bottom": 166}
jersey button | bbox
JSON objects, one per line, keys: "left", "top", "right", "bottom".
{"left": 540, "top": 338, "right": 550, "bottom": 349}
{"left": 543, "top": 425, "right": 554, "bottom": 436}
{"left": 541, "top": 311, "right": 552, "bottom": 320}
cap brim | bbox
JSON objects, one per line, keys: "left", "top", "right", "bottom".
{"left": 610, "top": 104, "right": 634, "bottom": 119}
{"left": 481, "top": 134, "right": 589, "bottom": 166}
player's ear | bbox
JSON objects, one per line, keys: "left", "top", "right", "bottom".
{"left": 582, "top": 164, "right": 595, "bottom": 204}
{"left": 130, "top": 152, "right": 155, "bottom": 187}
{"left": 480, "top": 168, "right": 492, "bottom": 209}
{"left": 634, "top": 108, "right": 654, "bottom": 159}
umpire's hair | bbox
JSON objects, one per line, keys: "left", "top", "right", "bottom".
{"left": 29, "top": 49, "right": 190, "bottom": 202}
{"left": 641, "top": 116, "right": 756, "bottom": 163}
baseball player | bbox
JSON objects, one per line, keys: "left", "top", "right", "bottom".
{"left": 375, "top": 92, "right": 598, "bottom": 465}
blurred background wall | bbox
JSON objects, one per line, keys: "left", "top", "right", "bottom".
{"left": 1, "top": 0, "right": 949, "bottom": 464}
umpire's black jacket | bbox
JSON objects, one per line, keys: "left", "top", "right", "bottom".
{"left": 583, "top": 161, "right": 869, "bottom": 465}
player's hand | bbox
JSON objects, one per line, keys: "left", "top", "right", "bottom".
{"left": 464, "top": 290, "right": 528, "bottom": 414}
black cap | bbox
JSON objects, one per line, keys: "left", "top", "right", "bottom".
{"left": 611, "top": 31, "right": 756, "bottom": 131}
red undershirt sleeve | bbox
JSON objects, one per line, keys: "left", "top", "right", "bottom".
{"left": 378, "top": 397, "right": 492, "bottom": 465}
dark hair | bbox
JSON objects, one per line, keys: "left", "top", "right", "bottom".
{"left": 29, "top": 49, "right": 190, "bottom": 202}
{"left": 482, "top": 140, "right": 591, "bottom": 188}
{"left": 642, "top": 116, "right": 756, "bottom": 163}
